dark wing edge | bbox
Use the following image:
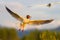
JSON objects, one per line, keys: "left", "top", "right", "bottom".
{"left": 5, "top": 6, "right": 23, "bottom": 21}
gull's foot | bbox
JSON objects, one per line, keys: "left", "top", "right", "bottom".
{"left": 18, "top": 29, "right": 21, "bottom": 31}
{"left": 22, "top": 30, "right": 24, "bottom": 32}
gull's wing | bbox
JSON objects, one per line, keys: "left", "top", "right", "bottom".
{"left": 5, "top": 6, "right": 23, "bottom": 21}
{"left": 29, "top": 19, "right": 54, "bottom": 25}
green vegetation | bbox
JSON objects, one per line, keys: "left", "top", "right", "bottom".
{"left": 21, "top": 30, "right": 60, "bottom": 40}
{"left": 0, "top": 26, "right": 60, "bottom": 40}
{"left": 0, "top": 27, "right": 20, "bottom": 40}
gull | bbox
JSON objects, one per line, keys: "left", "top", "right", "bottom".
{"left": 28, "top": 2, "right": 60, "bottom": 8}
{"left": 47, "top": 2, "right": 60, "bottom": 7}
{"left": 5, "top": 6, "right": 54, "bottom": 32}
{"left": 47, "top": 3, "right": 51, "bottom": 7}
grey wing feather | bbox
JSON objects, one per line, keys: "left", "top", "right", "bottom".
{"left": 5, "top": 6, "right": 23, "bottom": 21}
{"left": 29, "top": 19, "right": 54, "bottom": 25}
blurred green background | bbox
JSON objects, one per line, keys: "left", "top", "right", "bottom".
{"left": 0, "top": 26, "right": 60, "bottom": 40}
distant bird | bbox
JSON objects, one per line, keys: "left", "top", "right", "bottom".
{"left": 47, "top": 3, "right": 51, "bottom": 7}
{"left": 47, "top": 2, "right": 60, "bottom": 7}
{"left": 5, "top": 6, "right": 54, "bottom": 32}
{"left": 28, "top": 2, "right": 60, "bottom": 8}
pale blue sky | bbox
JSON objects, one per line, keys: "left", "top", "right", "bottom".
{"left": 0, "top": 0, "right": 60, "bottom": 30}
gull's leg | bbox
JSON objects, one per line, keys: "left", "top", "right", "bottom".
{"left": 18, "top": 23, "right": 24, "bottom": 32}
{"left": 21, "top": 26, "right": 24, "bottom": 32}
{"left": 18, "top": 29, "right": 20, "bottom": 31}
{"left": 21, "top": 23, "right": 26, "bottom": 32}
{"left": 18, "top": 23, "right": 22, "bottom": 31}
{"left": 18, "top": 24, "right": 21, "bottom": 31}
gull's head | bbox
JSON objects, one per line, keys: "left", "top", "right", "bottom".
{"left": 26, "top": 15, "right": 31, "bottom": 19}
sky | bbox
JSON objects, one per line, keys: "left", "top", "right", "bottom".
{"left": 0, "top": 0, "right": 60, "bottom": 30}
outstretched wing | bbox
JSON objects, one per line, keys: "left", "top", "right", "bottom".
{"left": 29, "top": 19, "right": 54, "bottom": 25}
{"left": 5, "top": 6, "right": 23, "bottom": 21}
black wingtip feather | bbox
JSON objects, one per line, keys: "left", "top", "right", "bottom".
{"left": 5, "top": 6, "right": 13, "bottom": 14}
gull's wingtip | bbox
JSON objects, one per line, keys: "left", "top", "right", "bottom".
{"left": 51, "top": 19, "right": 54, "bottom": 21}
{"left": 5, "top": 5, "right": 9, "bottom": 10}
{"left": 49, "top": 19, "right": 54, "bottom": 22}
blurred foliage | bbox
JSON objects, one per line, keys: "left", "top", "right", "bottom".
{"left": 21, "top": 30, "right": 60, "bottom": 40}
{"left": 0, "top": 26, "right": 60, "bottom": 40}
{"left": 24, "top": 30, "right": 40, "bottom": 40}
{"left": 0, "top": 26, "right": 20, "bottom": 40}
